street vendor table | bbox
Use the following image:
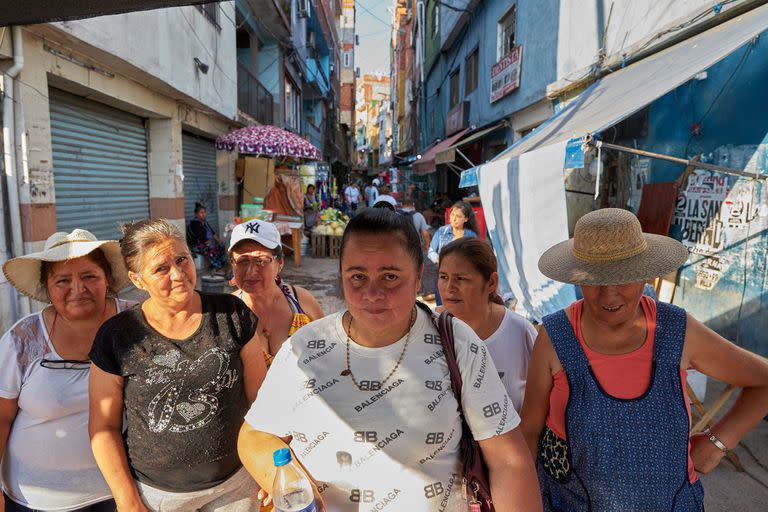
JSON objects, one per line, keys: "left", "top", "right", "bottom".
{"left": 273, "top": 221, "right": 304, "bottom": 267}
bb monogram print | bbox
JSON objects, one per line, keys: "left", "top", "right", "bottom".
{"left": 245, "top": 309, "right": 521, "bottom": 511}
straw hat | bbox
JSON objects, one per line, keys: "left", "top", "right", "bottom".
{"left": 538, "top": 208, "right": 689, "bottom": 286}
{"left": 2, "top": 229, "right": 130, "bottom": 302}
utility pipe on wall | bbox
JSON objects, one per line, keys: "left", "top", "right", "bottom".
{"left": 3, "top": 26, "right": 31, "bottom": 317}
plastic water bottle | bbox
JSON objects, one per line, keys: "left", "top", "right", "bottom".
{"left": 272, "top": 448, "right": 317, "bottom": 512}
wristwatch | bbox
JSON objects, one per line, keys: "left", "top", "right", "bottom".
{"left": 703, "top": 428, "right": 729, "bottom": 453}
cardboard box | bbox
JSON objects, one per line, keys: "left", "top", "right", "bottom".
{"left": 241, "top": 157, "right": 275, "bottom": 205}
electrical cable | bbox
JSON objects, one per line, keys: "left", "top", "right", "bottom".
{"left": 630, "top": 1, "right": 737, "bottom": 57}
{"left": 356, "top": 1, "right": 393, "bottom": 27}
{"left": 684, "top": 39, "right": 754, "bottom": 156}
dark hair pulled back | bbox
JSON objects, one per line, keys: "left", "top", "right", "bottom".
{"left": 339, "top": 207, "right": 423, "bottom": 271}
{"left": 120, "top": 218, "right": 187, "bottom": 273}
{"left": 451, "top": 201, "right": 479, "bottom": 234}
{"left": 439, "top": 237, "right": 503, "bottom": 305}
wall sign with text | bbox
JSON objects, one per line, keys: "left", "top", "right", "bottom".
{"left": 490, "top": 45, "right": 522, "bottom": 103}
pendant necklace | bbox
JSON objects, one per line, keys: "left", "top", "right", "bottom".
{"left": 341, "top": 307, "right": 416, "bottom": 391}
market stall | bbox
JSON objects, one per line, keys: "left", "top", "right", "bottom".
{"left": 216, "top": 125, "right": 324, "bottom": 266}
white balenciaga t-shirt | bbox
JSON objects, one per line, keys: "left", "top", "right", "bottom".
{"left": 245, "top": 307, "right": 519, "bottom": 512}
{"left": 483, "top": 309, "right": 537, "bottom": 412}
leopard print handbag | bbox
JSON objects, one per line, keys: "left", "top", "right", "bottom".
{"left": 539, "top": 426, "right": 572, "bottom": 483}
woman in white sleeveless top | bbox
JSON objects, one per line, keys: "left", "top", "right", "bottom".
{"left": 437, "top": 237, "right": 536, "bottom": 411}
{"left": 0, "top": 230, "right": 132, "bottom": 512}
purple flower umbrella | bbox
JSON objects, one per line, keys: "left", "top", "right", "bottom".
{"left": 216, "top": 125, "right": 321, "bottom": 160}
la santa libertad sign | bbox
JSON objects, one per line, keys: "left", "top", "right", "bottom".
{"left": 490, "top": 46, "right": 522, "bottom": 103}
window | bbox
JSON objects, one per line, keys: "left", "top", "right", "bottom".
{"left": 465, "top": 49, "right": 478, "bottom": 94}
{"left": 430, "top": 110, "right": 435, "bottom": 132}
{"left": 236, "top": 29, "right": 251, "bottom": 49}
{"left": 285, "top": 78, "right": 301, "bottom": 131}
{"left": 196, "top": 3, "right": 220, "bottom": 28}
{"left": 431, "top": 4, "right": 439, "bottom": 39}
{"left": 343, "top": 51, "right": 352, "bottom": 68}
{"left": 497, "top": 5, "right": 516, "bottom": 60}
{"left": 449, "top": 70, "right": 460, "bottom": 108}
{"left": 298, "top": 0, "right": 310, "bottom": 18}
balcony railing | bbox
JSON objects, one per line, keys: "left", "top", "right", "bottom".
{"left": 238, "top": 63, "right": 274, "bottom": 125}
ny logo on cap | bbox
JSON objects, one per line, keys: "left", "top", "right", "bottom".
{"left": 245, "top": 222, "right": 260, "bottom": 234}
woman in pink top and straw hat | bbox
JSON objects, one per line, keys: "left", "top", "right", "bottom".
{"left": 520, "top": 208, "right": 768, "bottom": 511}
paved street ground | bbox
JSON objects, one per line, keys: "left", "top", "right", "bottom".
{"left": 120, "top": 246, "right": 768, "bottom": 510}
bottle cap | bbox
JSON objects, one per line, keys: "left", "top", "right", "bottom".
{"left": 273, "top": 448, "right": 292, "bottom": 467}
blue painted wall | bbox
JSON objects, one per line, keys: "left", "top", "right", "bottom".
{"left": 257, "top": 42, "right": 282, "bottom": 96}
{"left": 306, "top": 1, "right": 332, "bottom": 96}
{"left": 237, "top": 0, "right": 282, "bottom": 97}
{"left": 611, "top": 34, "right": 768, "bottom": 355}
{"left": 636, "top": 36, "right": 768, "bottom": 183}
{"left": 421, "top": 0, "right": 559, "bottom": 149}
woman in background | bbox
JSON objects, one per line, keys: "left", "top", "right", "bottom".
{"left": 438, "top": 237, "right": 536, "bottom": 411}
{"left": 427, "top": 201, "right": 477, "bottom": 305}
{"left": 228, "top": 219, "right": 324, "bottom": 367}
{"left": 303, "top": 184, "right": 319, "bottom": 234}
{"left": 187, "top": 203, "right": 227, "bottom": 273}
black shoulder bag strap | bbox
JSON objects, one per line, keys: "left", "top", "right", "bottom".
{"left": 416, "top": 302, "right": 494, "bottom": 511}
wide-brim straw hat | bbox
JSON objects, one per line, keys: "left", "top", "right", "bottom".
{"left": 2, "top": 229, "right": 130, "bottom": 302}
{"left": 538, "top": 208, "right": 689, "bottom": 286}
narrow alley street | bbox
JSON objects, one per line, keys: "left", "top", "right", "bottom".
{"left": 3, "top": 1, "right": 768, "bottom": 511}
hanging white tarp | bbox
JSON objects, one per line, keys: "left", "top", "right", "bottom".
{"left": 478, "top": 141, "right": 577, "bottom": 321}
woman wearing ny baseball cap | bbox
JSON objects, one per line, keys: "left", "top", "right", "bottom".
{"left": 228, "top": 219, "right": 325, "bottom": 367}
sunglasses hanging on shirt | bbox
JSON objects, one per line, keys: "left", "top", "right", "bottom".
{"left": 40, "top": 359, "right": 91, "bottom": 370}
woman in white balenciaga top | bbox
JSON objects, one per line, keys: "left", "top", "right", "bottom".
{"left": 437, "top": 237, "right": 536, "bottom": 412}
{"left": 238, "top": 207, "right": 542, "bottom": 512}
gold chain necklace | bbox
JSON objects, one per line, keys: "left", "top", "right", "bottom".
{"left": 341, "top": 307, "right": 416, "bottom": 391}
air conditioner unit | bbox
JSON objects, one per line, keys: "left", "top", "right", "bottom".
{"left": 298, "top": 0, "right": 310, "bottom": 18}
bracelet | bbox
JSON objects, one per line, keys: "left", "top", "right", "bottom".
{"left": 703, "top": 428, "right": 729, "bottom": 453}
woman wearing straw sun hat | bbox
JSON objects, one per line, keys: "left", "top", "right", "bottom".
{"left": 520, "top": 208, "right": 768, "bottom": 512}
{"left": 0, "top": 229, "right": 132, "bottom": 512}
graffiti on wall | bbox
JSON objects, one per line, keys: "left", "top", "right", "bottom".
{"left": 674, "top": 171, "right": 728, "bottom": 255}
{"left": 673, "top": 170, "right": 762, "bottom": 290}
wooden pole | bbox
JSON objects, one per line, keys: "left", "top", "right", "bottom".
{"left": 590, "top": 140, "right": 761, "bottom": 180}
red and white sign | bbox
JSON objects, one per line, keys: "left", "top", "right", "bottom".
{"left": 490, "top": 46, "right": 522, "bottom": 103}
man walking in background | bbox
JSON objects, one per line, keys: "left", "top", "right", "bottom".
{"left": 364, "top": 178, "right": 380, "bottom": 208}
{"left": 399, "top": 197, "right": 430, "bottom": 253}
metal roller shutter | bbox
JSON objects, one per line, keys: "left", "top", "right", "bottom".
{"left": 182, "top": 133, "right": 219, "bottom": 231}
{"left": 50, "top": 88, "right": 150, "bottom": 240}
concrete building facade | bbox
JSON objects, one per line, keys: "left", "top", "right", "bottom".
{"left": 337, "top": 0, "right": 357, "bottom": 166}
{"left": 399, "top": 0, "right": 749, "bottom": 200}
{"left": 0, "top": 4, "right": 240, "bottom": 326}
